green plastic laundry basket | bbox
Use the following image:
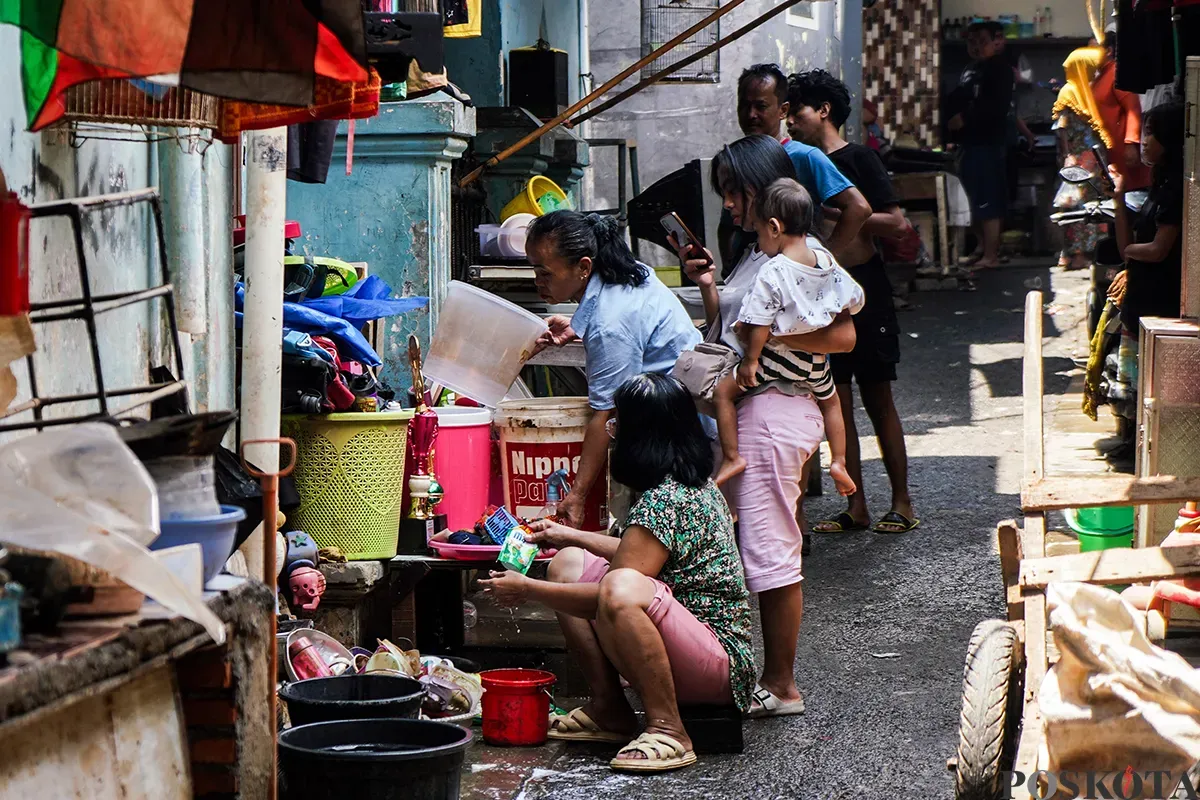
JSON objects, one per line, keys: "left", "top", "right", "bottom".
{"left": 281, "top": 411, "right": 414, "bottom": 560}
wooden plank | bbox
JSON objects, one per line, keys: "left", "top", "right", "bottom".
{"left": 1021, "top": 518, "right": 1048, "bottom": 708}
{"left": 1022, "top": 473, "right": 1200, "bottom": 512}
{"left": 1021, "top": 543, "right": 1200, "bottom": 588}
{"left": 1023, "top": 291, "right": 1045, "bottom": 487}
{"left": 1012, "top": 701, "right": 1043, "bottom": 799}
{"left": 998, "top": 520, "right": 1025, "bottom": 621}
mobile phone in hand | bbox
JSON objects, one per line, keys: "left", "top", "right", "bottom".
{"left": 659, "top": 212, "right": 712, "bottom": 267}
{"left": 1092, "top": 144, "right": 1115, "bottom": 190}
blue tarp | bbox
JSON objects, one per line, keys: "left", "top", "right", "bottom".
{"left": 235, "top": 277, "right": 428, "bottom": 368}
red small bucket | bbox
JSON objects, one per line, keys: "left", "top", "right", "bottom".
{"left": 480, "top": 668, "right": 557, "bottom": 746}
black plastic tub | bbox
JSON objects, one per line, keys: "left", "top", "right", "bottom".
{"left": 278, "top": 719, "right": 472, "bottom": 800}
{"left": 279, "top": 674, "right": 424, "bottom": 727}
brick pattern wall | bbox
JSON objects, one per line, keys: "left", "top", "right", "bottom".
{"left": 863, "top": 1, "right": 940, "bottom": 148}
{"left": 177, "top": 646, "right": 240, "bottom": 798}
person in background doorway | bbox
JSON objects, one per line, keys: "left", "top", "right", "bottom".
{"left": 947, "top": 21, "right": 1015, "bottom": 269}
{"left": 1051, "top": 45, "right": 1109, "bottom": 270}
{"left": 787, "top": 69, "right": 918, "bottom": 535}
{"left": 1093, "top": 31, "right": 1151, "bottom": 192}
{"left": 1104, "top": 99, "right": 1184, "bottom": 457}
{"left": 527, "top": 211, "right": 710, "bottom": 530}
{"left": 722, "top": 63, "right": 870, "bottom": 269}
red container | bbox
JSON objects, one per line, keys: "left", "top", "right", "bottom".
{"left": 0, "top": 192, "right": 31, "bottom": 316}
{"left": 480, "top": 668, "right": 556, "bottom": 746}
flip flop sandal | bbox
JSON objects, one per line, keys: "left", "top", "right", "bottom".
{"left": 812, "top": 511, "right": 868, "bottom": 534}
{"left": 610, "top": 732, "right": 698, "bottom": 773}
{"left": 548, "top": 707, "right": 630, "bottom": 744}
{"left": 872, "top": 511, "right": 921, "bottom": 534}
{"left": 747, "top": 684, "right": 806, "bottom": 719}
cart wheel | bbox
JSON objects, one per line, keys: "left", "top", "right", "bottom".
{"left": 955, "top": 620, "right": 1023, "bottom": 800}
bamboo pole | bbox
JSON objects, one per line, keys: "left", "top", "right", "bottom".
{"left": 568, "top": 0, "right": 805, "bottom": 129}
{"left": 458, "top": 0, "right": 752, "bottom": 187}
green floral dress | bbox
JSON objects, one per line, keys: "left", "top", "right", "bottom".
{"left": 624, "top": 476, "right": 756, "bottom": 712}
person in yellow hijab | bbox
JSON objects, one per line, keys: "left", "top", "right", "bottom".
{"left": 1052, "top": 46, "right": 1109, "bottom": 270}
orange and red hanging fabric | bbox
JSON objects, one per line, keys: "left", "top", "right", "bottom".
{"left": 0, "top": 0, "right": 369, "bottom": 130}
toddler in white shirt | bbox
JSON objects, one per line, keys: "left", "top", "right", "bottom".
{"left": 714, "top": 178, "right": 864, "bottom": 490}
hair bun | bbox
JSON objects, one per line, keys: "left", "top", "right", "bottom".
{"left": 585, "top": 213, "right": 618, "bottom": 237}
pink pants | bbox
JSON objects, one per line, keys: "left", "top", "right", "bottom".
{"left": 579, "top": 550, "right": 733, "bottom": 705}
{"left": 724, "top": 389, "right": 825, "bottom": 593}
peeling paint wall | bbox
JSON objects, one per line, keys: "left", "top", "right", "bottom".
{"left": 0, "top": 27, "right": 159, "bottom": 431}
{"left": 587, "top": 0, "right": 838, "bottom": 265}
{"left": 0, "top": 26, "right": 235, "bottom": 435}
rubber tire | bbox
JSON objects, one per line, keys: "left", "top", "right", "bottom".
{"left": 955, "top": 620, "right": 1022, "bottom": 800}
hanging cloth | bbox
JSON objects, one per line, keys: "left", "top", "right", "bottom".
{"left": 445, "top": 0, "right": 482, "bottom": 38}
{"left": 1052, "top": 46, "right": 1111, "bottom": 148}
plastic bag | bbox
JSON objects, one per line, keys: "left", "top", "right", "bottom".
{"left": 1042, "top": 583, "right": 1200, "bottom": 795}
{"left": 0, "top": 424, "right": 225, "bottom": 644}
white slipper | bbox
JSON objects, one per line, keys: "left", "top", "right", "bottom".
{"left": 548, "top": 707, "right": 629, "bottom": 744}
{"left": 747, "top": 684, "right": 805, "bottom": 719}
{"left": 609, "top": 732, "right": 698, "bottom": 773}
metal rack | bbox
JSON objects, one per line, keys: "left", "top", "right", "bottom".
{"left": 0, "top": 188, "right": 188, "bottom": 433}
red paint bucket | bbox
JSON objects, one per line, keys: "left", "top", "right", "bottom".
{"left": 480, "top": 668, "right": 556, "bottom": 746}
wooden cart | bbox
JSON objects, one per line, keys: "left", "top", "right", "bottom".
{"left": 952, "top": 292, "right": 1200, "bottom": 800}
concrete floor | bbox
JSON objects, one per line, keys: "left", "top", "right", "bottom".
{"left": 460, "top": 262, "right": 1112, "bottom": 800}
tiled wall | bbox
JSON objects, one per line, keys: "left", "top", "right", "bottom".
{"left": 863, "top": 1, "right": 940, "bottom": 147}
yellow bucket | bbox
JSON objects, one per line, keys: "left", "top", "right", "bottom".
{"left": 499, "top": 175, "right": 570, "bottom": 222}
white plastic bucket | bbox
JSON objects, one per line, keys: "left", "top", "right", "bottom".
{"left": 494, "top": 398, "right": 608, "bottom": 532}
{"left": 424, "top": 281, "right": 548, "bottom": 407}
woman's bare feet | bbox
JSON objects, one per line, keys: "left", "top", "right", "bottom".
{"left": 829, "top": 460, "right": 856, "bottom": 496}
{"left": 715, "top": 454, "right": 747, "bottom": 486}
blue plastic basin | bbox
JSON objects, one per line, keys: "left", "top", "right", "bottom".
{"left": 151, "top": 505, "right": 247, "bottom": 584}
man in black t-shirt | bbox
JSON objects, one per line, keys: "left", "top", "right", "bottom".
{"left": 787, "top": 69, "right": 918, "bottom": 535}
{"left": 947, "top": 22, "right": 1015, "bottom": 269}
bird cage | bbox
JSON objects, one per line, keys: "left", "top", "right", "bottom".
{"left": 640, "top": 0, "right": 721, "bottom": 83}
{"left": 51, "top": 79, "right": 221, "bottom": 145}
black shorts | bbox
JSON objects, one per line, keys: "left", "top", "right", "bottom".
{"left": 831, "top": 256, "right": 901, "bottom": 386}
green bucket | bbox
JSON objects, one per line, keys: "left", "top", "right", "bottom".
{"left": 1065, "top": 506, "right": 1134, "bottom": 591}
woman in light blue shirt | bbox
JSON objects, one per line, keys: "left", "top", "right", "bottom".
{"left": 528, "top": 211, "right": 704, "bottom": 529}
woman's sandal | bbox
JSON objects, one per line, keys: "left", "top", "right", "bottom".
{"left": 812, "top": 511, "right": 868, "bottom": 534}
{"left": 548, "top": 707, "right": 630, "bottom": 744}
{"left": 747, "top": 684, "right": 806, "bottom": 719}
{"left": 609, "top": 732, "right": 698, "bottom": 773}
{"left": 872, "top": 511, "right": 921, "bottom": 534}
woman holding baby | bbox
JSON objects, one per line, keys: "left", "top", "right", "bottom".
{"left": 670, "top": 133, "right": 860, "bottom": 717}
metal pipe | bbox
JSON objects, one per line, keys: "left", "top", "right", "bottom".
{"left": 158, "top": 133, "right": 207, "bottom": 335}
{"left": 30, "top": 285, "right": 174, "bottom": 322}
{"left": 238, "top": 128, "right": 288, "bottom": 585}
{"left": 203, "top": 140, "right": 237, "bottom": 418}
{"left": 458, "top": 0, "right": 753, "bottom": 187}
{"left": 568, "top": 0, "right": 805, "bottom": 128}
